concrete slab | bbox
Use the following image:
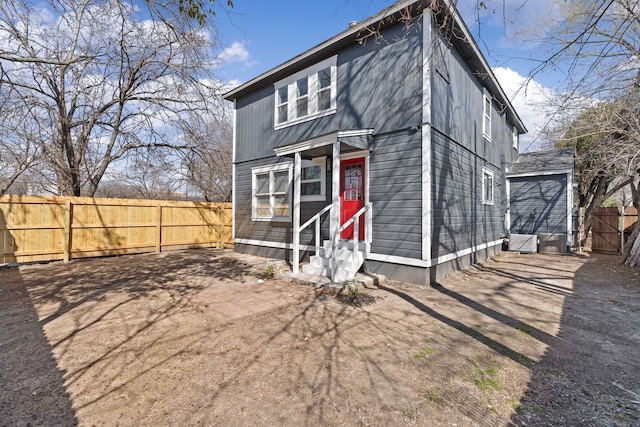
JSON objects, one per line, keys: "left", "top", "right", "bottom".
{"left": 188, "top": 279, "right": 317, "bottom": 323}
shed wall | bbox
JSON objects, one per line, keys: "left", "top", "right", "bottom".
{"left": 509, "top": 174, "right": 568, "bottom": 235}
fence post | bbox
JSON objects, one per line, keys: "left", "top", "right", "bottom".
{"left": 218, "top": 206, "right": 223, "bottom": 249}
{"left": 63, "top": 200, "right": 73, "bottom": 262}
{"left": 578, "top": 207, "right": 584, "bottom": 254}
{"left": 156, "top": 202, "right": 162, "bottom": 253}
{"left": 621, "top": 205, "right": 625, "bottom": 251}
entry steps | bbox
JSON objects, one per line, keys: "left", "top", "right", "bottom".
{"left": 301, "top": 239, "right": 368, "bottom": 283}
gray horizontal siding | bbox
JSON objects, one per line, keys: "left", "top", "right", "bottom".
{"left": 431, "top": 28, "right": 517, "bottom": 170}
{"left": 509, "top": 175, "right": 567, "bottom": 235}
{"left": 234, "top": 21, "right": 423, "bottom": 163}
{"left": 369, "top": 131, "right": 422, "bottom": 259}
{"left": 431, "top": 131, "right": 505, "bottom": 259}
{"left": 235, "top": 157, "right": 331, "bottom": 247}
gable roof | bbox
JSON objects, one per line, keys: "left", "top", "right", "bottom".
{"left": 223, "top": 0, "right": 527, "bottom": 133}
{"left": 508, "top": 148, "right": 574, "bottom": 176}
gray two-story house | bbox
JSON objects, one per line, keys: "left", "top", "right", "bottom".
{"left": 223, "top": 0, "right": 526, "bottom": 285}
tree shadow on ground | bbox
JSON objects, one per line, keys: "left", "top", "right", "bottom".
{"left": 0, "top": 265, "right": 78, "bottom": 426}
{"left": 512, "top": 253, "right": 640, "bottom": 426}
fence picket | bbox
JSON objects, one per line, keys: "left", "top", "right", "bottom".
{"left": 0, "top": 195, "right": 232, "bottom": 264}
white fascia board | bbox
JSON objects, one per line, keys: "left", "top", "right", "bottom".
{"left": 507, "top": 169, "right": 573, "bottom": 178}
{"left": 274, "top": 134, "right": 337, "bottom": 157}
{"left": 337, "top": 129, "right": 375, "bottom": 138}
{"left": 274, "top": 129, "right": 374, "bottom": 157}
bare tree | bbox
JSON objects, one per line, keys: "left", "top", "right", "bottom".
{"left": 533, "top": 0, "right": 640, "bottom": 265}
{"left": 555, "top": 100, "right": 640, "bottom": 252}
{"left": 0, "top": 0, "right": 224, "bottom": 197}
{"left": 180, "top": 116, "right": 232, "bottom": 202}
{"left": 143, "top": 0, "right": 234, "bottom": 27}
{"left": 95, "top": 149, "right": 187, "bottom": 200}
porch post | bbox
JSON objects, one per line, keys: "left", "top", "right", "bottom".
{"left": 331, "top": 140, "right": 340, "bottom": 282}
{"left": 292, "top": 152, "right": 301, "bottom": 274}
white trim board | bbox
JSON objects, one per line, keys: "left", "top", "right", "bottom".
{"left": 232, "top": 100, "right": 237, "bottom": 240}
{"left": 234, "top": 238, "right": 503, "bottom": 269}
{"left": 507, "top": 169, "right": 572, "bottom": 178}
{"left": 368, "top": 239, "right": 503, "bottom": 268}
{"left": 234, "top": 238, "right": 316, "bottom": 252}
{"left": 274, "top": 129, "right": 374, "bottom": 157}
{"left": 340, "top": 150, "right": 370, "bottom": 161}
{"left": 421, "top": 7, "right": 433, "bottom": 263}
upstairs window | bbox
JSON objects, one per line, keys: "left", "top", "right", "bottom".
{"left": 317, "top": 67, "right": 332, "bottom": 111}
{"left": 512, "top": 126, "right": 519, "bottom": 150}
{"left": 482, "top": 168, "right": 494, "bottom": 205}
{"left": 483, "top": 89, "right": 492, "bottom": 141}
{"left": 274, "top": 56, "right": 337, "bottom": 128}
{"left": 276, "top": 87, "right": 288, "bottom": 124}
{"left": 252, "top": 163, "right": 292, "bottom": 221}
{"left": 296, "top": 77, "right": 308, "bottom": 118}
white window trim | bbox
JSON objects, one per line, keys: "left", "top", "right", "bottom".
{"left": 274, "top": 56, "right": 337, "bottom": 130}
{"left": 251, "top": 162, "right": 293, "bottom": 221}
{"left": 482, "top": 88, "right": 492, "bottom": 142}
{"left": 482, "top": 167, "right": 494, "bottom": 205}
{"left": 300, "top": 156, "right": 326, "bottom": 202}
{"left": 512, "top": 125, "right": 519, "bottom": 150}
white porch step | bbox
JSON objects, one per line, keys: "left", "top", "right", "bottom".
{"left": 301, "top": 263, "right": 332, "bottom": 277}
{"left": 333, "top": 268, "right": 356, "bottom": 283}
{"left": 319, "top": 242, "right": 368, "bottom": 258}
{"left": 301, "top": 239, "right": 368, "bottom": 282}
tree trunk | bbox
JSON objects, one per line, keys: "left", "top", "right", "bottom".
{"left": 623, "top": 222, "right": 640, "bottom": 267}
{"left": 622, "top": 179, "right": 640, "bottom": 267}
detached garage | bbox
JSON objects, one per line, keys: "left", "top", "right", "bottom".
{"left": 507, "top": 148, "right": 574, "bottom": 253}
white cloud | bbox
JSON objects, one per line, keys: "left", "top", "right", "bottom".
{"left": 456, "top": 0, "right": 562, "bottom": 49}
{"left": 218, "top": 41, "right": 250, "bottom": 65}
{"left": 493, "top": 66, "right": 557, "bottom": 152}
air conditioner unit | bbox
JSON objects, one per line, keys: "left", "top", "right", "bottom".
{"left": 538, "top": 233, "right": 567, "bottom": 254}
{"left": 509, "top": 234, "right": 537, "bottom": 253}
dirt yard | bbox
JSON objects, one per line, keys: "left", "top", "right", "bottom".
{"left": 1, "top": 249, "right": 639, "bottom": 426}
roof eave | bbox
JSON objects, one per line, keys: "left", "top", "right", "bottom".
{"left": 222, "top": 0, "right": 423, "bottom": 101}
{"left": 222, "top": 0, "right": 528, "bottom": 133}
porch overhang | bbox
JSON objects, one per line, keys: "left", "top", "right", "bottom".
{"left": 274, "top": 129, "right": 374, "bottom": 157}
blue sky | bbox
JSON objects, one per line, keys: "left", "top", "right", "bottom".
{"left": 214, "top": 0, "right": 562, "bottom": 151}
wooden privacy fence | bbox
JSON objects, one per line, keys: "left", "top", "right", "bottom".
{"left": 591, "top": 206, "right": 638, "bottom": 254}
{"left": 0, "top": 195, "right": 232, "bottom": 264}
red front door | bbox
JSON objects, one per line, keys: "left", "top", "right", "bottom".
{"left": 340, "top": 157, "right": 365, "bottom": 239}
